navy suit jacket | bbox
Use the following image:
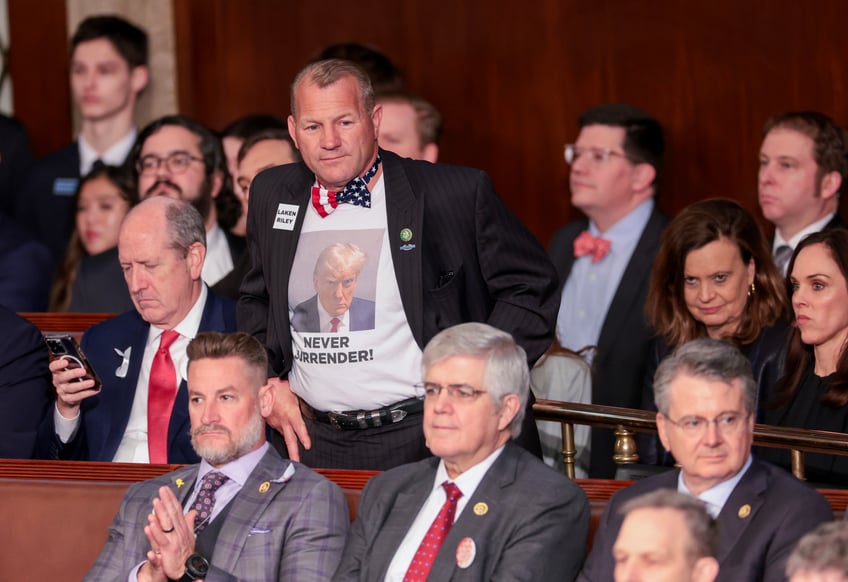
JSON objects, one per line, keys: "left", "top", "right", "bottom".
{"left": 0, "top": 113, "right": 33, "bottom": 220}
{"left": 292, "top": 295, "right": 376, "bottom": 332}
{"left": 334, "top": 441, "right": 590, "bottom": 581}
{"left": 36, "top": 290, "right": 236, "bottom": 462}
{"left": 579, "top": 458, "right": 834, "bottom": 582}
{"left": 548, "top": 207, "right": 668, "bottom": 477}
{"left": 0, "top": 213, "right": 52, "bottom": 311}
{"left": 0, "top": 307, "right": 51, "bottom": 458}
{"left": 20, "top": 142, "right": 80, "bottom": 262}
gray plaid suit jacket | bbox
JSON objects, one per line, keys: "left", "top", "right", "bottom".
{"left": 84, "top": 447, "right": 349, "bottom": 581}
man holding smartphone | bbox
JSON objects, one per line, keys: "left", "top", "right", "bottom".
{"left": 36, "top": 196, "right": 236, "bottom": 463}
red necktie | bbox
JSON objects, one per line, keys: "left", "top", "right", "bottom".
{"left": 330, "top": 317, "right": 340, "bottom": 333}
{"left": 404, "top": 482, "right": 463, "bottom": 582}
{"left": 573, "top": 230, "right": 611, "bottom": 263}
{"left": 148, "top": 330, "right": 179, "bottom": 464}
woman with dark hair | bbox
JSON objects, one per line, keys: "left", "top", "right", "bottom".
{"left": 49, "top": 165, "right": 137, "bottom": 312}
{"left": 643, "top": 198, "right": 789, "bottom": 408}
{"left": 761, "top": 228, "right": 848, "bottom": 485}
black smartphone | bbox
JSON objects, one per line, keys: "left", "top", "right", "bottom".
{"left": 44, "top": 334, "right": 102, "bottom": 391}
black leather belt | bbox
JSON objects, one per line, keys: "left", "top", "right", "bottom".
{"left": 301, "top": 397, "right": 424, "bottom": 430}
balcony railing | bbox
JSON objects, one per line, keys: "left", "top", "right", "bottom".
{"left": 533, "top": 399, "right": 848, "bottom": 480}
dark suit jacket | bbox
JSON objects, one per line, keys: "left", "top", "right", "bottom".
{"left": 334, "top": 441, "right": 589, "bottom": 581}
{"left": 239, "top": 149, "right": 558, "bottom": 373}
{"left": 292, "top": 295, "right": 376, "bottom": 332}
{"left": 0, "top": 307, "right": 51, "bottom": 458}
{"left": 68, "top": 246, "right": 134, "bottom": 313}
{"left": 20, "top": 142, "right": 80, "bottom": 262}
{"left": 239, "top": 150, "right": 557, "bottom": 455}
{"left": 0, "top": 114, "right": 33, "bottom": 221}
{"left": 0, "top": 213, "right": 52, "bottom": 311}
{"left": 579, "top": 458, "right": 833, "bottom": 582}
{"left": 548, "top": 207, "right": 668, "bottom": 477}
{"left": 212, "top": 251, "right": 249, "bottom": 301}
{"left": 35, "top": 290, "right": 236, "bottom": 462}
{"left": 84, "top": 447, "right": 349, "bottom": 581}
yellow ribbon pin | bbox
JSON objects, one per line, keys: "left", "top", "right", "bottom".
{"left": 473, "top": 502, "right": 488, "bottom": 516}
{"left": 738, "top": 504, "right": 751, "bottom": 518}
{"left": 259, "top": 481, "right": 271, "bottom": 493}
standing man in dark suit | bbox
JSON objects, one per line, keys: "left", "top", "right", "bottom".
{"left": 580, "top": 339, "right": 833, "bottom": 582}
{"left": 758, "top": 111, "right": 848, "bottom": 276}
{"left": 85, "top": 331, "right": 348, "bottom": 581}
{"left": 0, "top": 307, "right": 51, "bottom": 458}
{"left": 129, "top": 115, "right": 245, "bottom": 287}
{"left": 549, "top": 104, "right": 667, "bottom": 478}
{"left": 37, "top": 197, "right": 236, "bottom": 463}
{"left": 334, "top": 323, "right": 589, "bottom": 581}
{"left": 240, "top": 59, "right": 558, "bottom": 470}
{"left": 20, "top": 16, "right": 149, "bottom": 262}
{"left": 0, "top": 113, "right": 33, "bottom": 221}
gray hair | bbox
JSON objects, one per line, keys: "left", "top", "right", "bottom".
{"left": 314, "top": 242, "right": 367, "bottom": 278}
{"left": 164, "top": 198, "right": 206, "bottom": 256}
{"left": 786, "top": 521, "right": 848, "bottom": 578}
{"left": 653, "top": 338, "right": 756, "bottom": 415}
{"left": 620, "top": 489, "right": 719, "bottom": 561}
{"left": 290, "top": 59, "right": 375, "bottom": 119}
{"left": 422, "top": 322, "right": 528, "bottom": 438}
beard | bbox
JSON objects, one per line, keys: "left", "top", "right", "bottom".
{"left": 144, "top": 173, "right": 214, "bottom": 222}
{"left": 190, "top": 410, "right": 265, "bottom": 466}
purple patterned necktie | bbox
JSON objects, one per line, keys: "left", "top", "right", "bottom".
{"left": 192, "top": 471, "right": 229, "bottom": 534}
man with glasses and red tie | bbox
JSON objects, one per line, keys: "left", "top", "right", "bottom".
{"left": 37, "top": 197, "right": 236, "bottom": 463}
{"left": 334, "top": 323, "right": 589, "bottom": 581}
{"left": 549, "top": 103, "right": 668, "bottom": 478}
{"left": 580, "top": 338, "right": 832, "bottom": 582}
{"left": 130, "top": 115, "right": 246, "bottom": 287}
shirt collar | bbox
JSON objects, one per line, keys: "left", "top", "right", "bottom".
{"left": 78, "top": 128, "right": 138, "bottom": 175}
{"left": 588, "top": 198, "right": 654, "bottom": 244}
{"left": 146, "top": 284, "right": 208, "bottom": 347}
{"left": 196, "top": 441, "right": 270, "bottom": 487}
{"left": 678, "top": 454, "right": 753, "bottom": 517}
{"left": 433, "top": 444, "right": 506, "bottom": 496}
{"left": 773, "top": 212, "right": 835, "bottom": 251}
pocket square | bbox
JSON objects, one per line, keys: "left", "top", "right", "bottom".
{"left": 249, "top": 527, "right": 272, "bottom": 536}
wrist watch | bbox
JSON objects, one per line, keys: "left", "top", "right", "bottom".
{"left": 174, "top": 553, "right": 209, "bottom": 581}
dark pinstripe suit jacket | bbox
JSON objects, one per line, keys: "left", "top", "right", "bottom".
{"left": 84, "top": 447, "right": 349, "bottom": 581}
{"left": 239, "top": 149, "right": 559, "bottom": 377}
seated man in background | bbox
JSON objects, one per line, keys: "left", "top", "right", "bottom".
{"left": 213, "top": 125, "right": 298, "bottom": 300}
{"left": 84, "top": 331, "right": 348, "bottom": 581}
{"left": 0, "top": 307, "right": 51, "bottom": 458}
{"left": 37, "top": 197, "right": 236, "bottom": 463}
{"left": 334, "top": 323, "right": 589, "bottom": 581}
{"left": 580, "top": 338, "right": 833, "bottom": 582}
{"left": 613, "top": 489, "right": 719, "bottom": 582}
{"left": 376, "top": 91, "right": 441, "bottom": 162}
{"left": 786, "top": 521, "right": 848, "bottom": 582}
{"left": 129, "top": 115, "right": 244, "bottom": 286}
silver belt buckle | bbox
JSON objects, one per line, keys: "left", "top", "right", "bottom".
{"left": 328, "top": 412, "right": 342, "bottom": 429}
{"left": 390, "top": 409, "right": 407, "bottom": 423}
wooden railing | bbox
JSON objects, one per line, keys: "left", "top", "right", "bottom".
{"left": 533, "top": 399, "right": 848, "bottom": 481}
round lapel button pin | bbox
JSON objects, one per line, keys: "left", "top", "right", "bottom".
{"left": 738, "top": 504, "right": 751, "bottom": 518}
{"left": 473, "top": 502, "right": 488, "bottom": 516}
{"left": 456, "top": 537, "right": 476, "bottom": 569}
{"left": 259, "top": 481, "right": 271, "bottom": 493}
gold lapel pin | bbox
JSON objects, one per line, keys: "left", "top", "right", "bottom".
{"left": 738, "top": 504, "right": 751, "bottom": 518}
{"left": 259, "top": 481, "right": 271, "bottom": 493}
{"left": 176, "top": 478, "right": 185, "bottom": 489}
{"left": 473, "top": 502, "right": 488, "bottom": 516}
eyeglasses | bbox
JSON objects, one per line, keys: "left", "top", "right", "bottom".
{"left": 662, "top": 412, "right": 750, "bottom": 437}
{"left": 414, "top": 382, "right": 488, "bottom": 402}
{"left": 137, "top": 152, "right": 203, "bottom": 175}
{"left": 564, "top": 144, "right": 629, "bottom": 165}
